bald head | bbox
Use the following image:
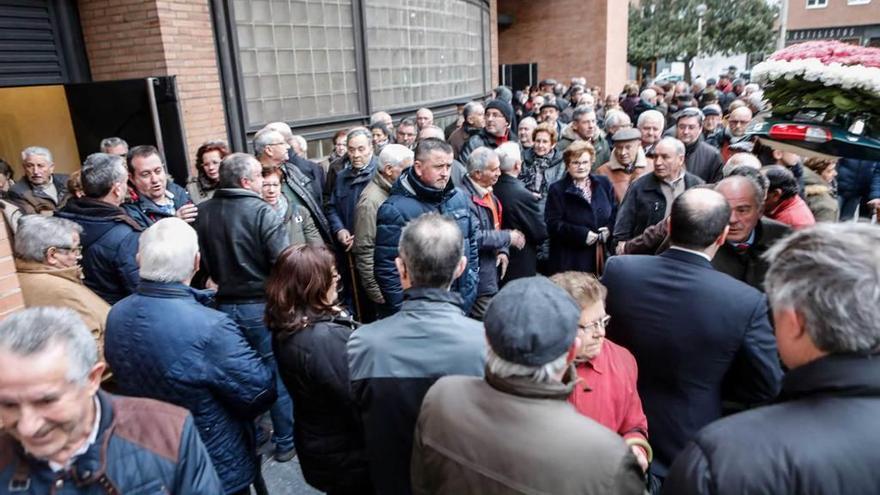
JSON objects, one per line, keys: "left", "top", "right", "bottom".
{"left": 727, "top": 106, "right": 753, "bottom": 137}
{"left": 669, "top": 188, "right": 731, "bottom": 252}
{"left": 722, "top": 152, "right": 762, "bottom": 177}
{"left": 418, "top": 125, "right": 445, "bottom": 142}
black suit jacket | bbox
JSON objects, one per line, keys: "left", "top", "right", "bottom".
{"left": 493, "top": 174, "right": 548, "bottom": 283}
{"left": 601, "top": 249, "right": 783, "bottom": 477}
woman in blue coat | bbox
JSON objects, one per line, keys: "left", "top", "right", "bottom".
{"left": 545, "top": 140, "right": 617, "bottom": 275}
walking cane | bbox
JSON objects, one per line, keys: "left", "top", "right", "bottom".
{"left": 346, "top": 251, "right": 363, "bottom": 319}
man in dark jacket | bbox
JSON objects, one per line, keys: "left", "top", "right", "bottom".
{"left": 348, "top": 213, "right": 486, "bottom": 495}
{"left": 459, "top": 99, "right": 518, "bottom": 164}
{"left": 57, "top": 153, "right": 142, "bottom": 304}
{"left": 449, "top": 101, "right": 484, "bottom": 159}
{"left": 664, "top": 223, "right": 880, "bottom": 495}
{"left": 373, "top": 139, "right": 479, "bottom": 315}
{"left": 195, "top": 152, "right": 295, "bottom": 462}
{"left": 122, "top": 145, "right": 196, "bottom": 228}
{"left": 0, "top": 307, "right": 223, "bottom": 493}
{"left": 458, "top": 147, "right": 523, "bottom": 319}
{"left": 674, "top": 108, "right": 723, "bottom": 183}
{"left": 836, "top": 158, "right": 880, "bottom": 220}
{"left": 9, "top": 146, "right": 69, "bottom": 215}
{"left": 106, "top": 218, "right": 276, "bottom": 495}
{"left": 494, "top": 142, "right": 547, "bottom": 283}
{"left": 411, "top": 277, "right": 645, "bottom": 495}
{"left": 603, "top": 189, "right": 783, "bottom": 486}
{"left": 613, "top": 137, "right": 704, "bottom": 245}
{"left": 263, "top": 122, "right": 325, "bottom": 202}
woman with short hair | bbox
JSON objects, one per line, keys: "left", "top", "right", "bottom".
{"left": 187, "top": 140, "right": 229, "bottom": 204}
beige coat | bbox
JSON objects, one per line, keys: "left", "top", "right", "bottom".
{"left": 352, "top": 173, "right": 393, "bottom": 304}
{"left": 15, "top": 259, "right": 110, "bottom": 360}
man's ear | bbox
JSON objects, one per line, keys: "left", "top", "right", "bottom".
{"left": 193, "top": 252, "right": 201, "bottom": 274}
{"left": 716, "top": 224, "right": 730, "bottom": 246}
{"left": 84, "top": 361, "right": 106, "bottom": 396}
{"left": 453, "top": 256, "right": 467, "bottom": 279}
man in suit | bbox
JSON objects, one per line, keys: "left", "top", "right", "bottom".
{"left": 493, "top": 142, "right": 547, "bottom": 284}
{"left": 601, "top": 188, "right": 783, "bottom": 488}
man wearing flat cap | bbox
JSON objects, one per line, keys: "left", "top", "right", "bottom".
{"left": 459, "top": 98, "right": 518, "bottom": 164}
{"left": 596, "top": 127, "right": 653, "bottom": 203}
{"left": 411, "top": 277, "right": 646, "bottom": 495}
{"left": 701, "top": 104, "right": 725, "bottom": 148}
{"left": 539, "top": 102, "right": 564, "bottom": 137}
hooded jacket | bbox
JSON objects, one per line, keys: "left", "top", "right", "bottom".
{"left": 56, "top": 197, "right": 142, "bottom": 304}
{"left": 803, "top": 167, "right": 839, "bottom": 222}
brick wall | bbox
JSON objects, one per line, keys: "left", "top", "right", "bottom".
{"left": 78, "top": 0, "right": 227, "bottom": 173}
{"left": 788, "top": 1, "right": 880, "bottom": 30}
{"left": 490, "top": 0, "right": 499, "bottom": 88}
{"left": 0, "top": 215, "right": 24, "bottom": 321}
{"left": 497, "top": 0, "right": 628, "bottom": 95}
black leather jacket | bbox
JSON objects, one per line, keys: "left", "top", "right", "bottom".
{"left": 195, "top": 188, "right": 290, "bottom": 302}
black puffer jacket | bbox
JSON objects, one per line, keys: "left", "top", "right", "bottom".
{"left": 684, "top": 137, "right": 723, "bottom": 183}
{"left": 195, "top": 188, "right": 289, "bottom": 303}
{"left": 273, "top": 314, "right": 372, "bottom": 494}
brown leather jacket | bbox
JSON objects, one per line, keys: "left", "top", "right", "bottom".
{"left": 595, "top": 148, "right": 652, "bottom": 203}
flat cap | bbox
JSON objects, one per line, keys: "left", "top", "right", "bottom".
{"left": 701, "top": 105, "right": 721, "bottom": 117}
{"left": 484, "top": 277, "right": 580, "bottom": 366}
{"left": 613, "top": 127, "right": 642, "bottom": 142}
{"left": 540, "top": 102, "right": 561, "bottom": 113}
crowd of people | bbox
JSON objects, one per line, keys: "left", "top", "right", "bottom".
{"left": 0, "top": 72, "right": 879, "bottom": 495}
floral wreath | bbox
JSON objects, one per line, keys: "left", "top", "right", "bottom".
{"left": 751, "top": 41, "right": 880, "bottom": 136}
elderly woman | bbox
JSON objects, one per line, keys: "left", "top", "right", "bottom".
{"left": 266, "top": 245, "right": 372, "bottom": 495}
{"left": 803, "top": 157, "right": 840, "bottom": 222}
{"left": 187, "top": 140, "right": 228, "bottom": 204}
{"left": 519, "top": 123, "right": 565, "bottom": 199}
{"left": 550, "top": 271, "right": 650, "bottom": 472}
{"left": 370, "top": 122, "right": 391, "bottom": 154}
{"left": 545, "top": 140, "right": 616, "bottom": 275}
{"left": 261, "top": 166, "right": 323, "bottom": 247}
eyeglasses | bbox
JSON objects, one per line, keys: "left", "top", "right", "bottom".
{"left": 268, "top": 142, "right": 288, "bottom": 147}
{"left": 578, "top": 315, "right": 610, "bottom": 333}
{"left": 50, "top": 245, "right": 82, "bottom": 257}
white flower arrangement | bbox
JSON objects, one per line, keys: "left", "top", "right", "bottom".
{"left": 751, "top": 58, "right": 880, "bottom": 97}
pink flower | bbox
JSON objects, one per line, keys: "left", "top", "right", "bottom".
{"left": 772, "top": 41, "right": 880, "bottom": 69}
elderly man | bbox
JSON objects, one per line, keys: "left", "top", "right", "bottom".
{"left": 674, "top": 108, "right": 723, "bottom": 183}
{"left": 396, "top": 117, "right": 418, "bottom": 150}
{"left": 517, "top": 116, "right": 538, "bottom": 150}
{"left": 665, "top": 223, "right": 880, "bottom": 494}
{"left": 106, "top": 218, "right": 276, "bottom": 494}
{"left": 604, "top": 110, "right": 633, "bottom": 145}
{"left": 722, "top": 152, "right": 762, "bottom": 177}
{"left": 638, "top": 109, "right": 666, "bottom": 155}
{"left": 263, "top": 122, "right": 325, "bottom": 201}
{"left": 195, "top": 152, "right": 294, "bottom": 462}
{"left": 327, "top": 128, "right": 378, "bottom": 251}
{"left": 0, "top": 307, "right": 223, "bottom": 493}
{"left": 459, "top": 99, "right": 517, "bottom": 163}
{"left": 13, "top": 215, "right": 109, "bottom": 360}
{"left": 371, "top": 110, "right": 394, "bottom": 131}
{"left": 415, "top": 107, "right": 434, "bottom": 130}
{"left": 123, "top": 145, "right": 196, "bottom": 228}
{"left": 539, "top": 102, "right": 563, "bottom": 136}
{"left": 353, "top": 144, "right": 413, "bottom": 307}
{"left": 603, "top": 189, "right": 783, "bottom": 486}
{"left": 557, "top": 106, "right": 611, "bottom": 167}
{"left": 459, "top": 147, "right": 524, "bottom": 319}
{"left": 348, "top": 213, "right": 485, "bottom": 495}
{"left": 763, "top": 165, "right": 815, "bottom": 230}
{"left": 9, "top": 146, "right": 69, "bottom": 214}
{"left": 493, "top": 142, "right": 547, "bottom": 283}
{"left": 411, "top": 277, "right": 646, "bottom": 495}
{"left": 712, "top": 174, "right": 791, "bottom": 291}
{"left": 721, "top": 106, "right": 753, "bottom": 161}
{"left": 99, "top": 137, "right": 128, "bottom": 157}
{"left": 255, "top": 128, "right": 331, "bottom": 244}
{"left": 374, "top": 139, "right": 479, "bottom": 315}
{"left": 596, "top": 127, "right": 652, "bottom": 203}
{"left": 701, "top": 105, "right": 724, "bottom": 148}
{"left": 613, "top": 137, "right": 704, "bottom": 245}
{"left": 449, "top": 101, "right": 485, "bottom": 159}
{"left": 57, "top": 153, "right": 142, "bottom": 304}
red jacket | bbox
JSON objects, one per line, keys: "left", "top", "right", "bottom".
{"left": 768, "top": 195, "right": 816, "bottom": 230}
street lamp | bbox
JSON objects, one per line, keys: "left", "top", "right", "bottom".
{"left": 696, "top": 3, "right": 708, "bottom": 55}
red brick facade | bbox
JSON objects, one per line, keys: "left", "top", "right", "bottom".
{"left": 78, "top": 0, "right": 227, "bottom": 172}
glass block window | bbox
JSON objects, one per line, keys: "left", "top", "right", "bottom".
{"left": 365, "top": 0, "right": 490, "bottom": 110}
{"left": 234, "top": 0, "right": 360, "bottom": 127}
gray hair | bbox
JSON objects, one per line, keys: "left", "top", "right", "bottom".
{"left": 253, "top": 129, "right": 285, "bottom": 157}
{"left": 81, "top": 153, "right": 127, "bottom": 198}
{"left": 463, "top": 101, "right": 484, "bottom": 120}
{"left": 518, "top": 116, "right": 537, "bottom": 129}
{"left": 764, "top": 223, "right": 880, "bottom": 354}
{"left": 347, "top": 127, "right": 372, "bottom": 145}
{"left": 657, "top": 137, "right": 686, "bottom": 157}
{"left": 370, "top": 111, "right": 392, "bottom": 126}
{"left": 378, "top": 144, "right": 413, "bottom": 170}
{"left": 138, "top": 218, "right": 199, "bottom": 283}
{"left": 722, "top": 152, "right": 762, "bottom": 177}
{"left": 604, "top": 110, "right": 632, "bottom": 130}
{"left": 495, "top": 142, "right": 522, "bottom": 173}
{"left": 398, "top": 212, "right": 463, "bottom": 289}
{"left": 99, "top": 137, "right": 129, "bottom": 153}
{"left": 715, "top": 173, "right": 766, "bottom": 211}
{"left": 21, "top": 146, "right": 53, "bottom": 164}
{"left": 571, "top": 105, "right": 596, "bottom": 122}
{"left": 218, "top": 152, "right": 258, "bottom": 188}
{"left": 638, "top": 109, "right": 665, "bottom": 128}
{"left": 486, "top": 348, "right": 569, "bottom": 384}
{"left": 0, "top": 307, "right": 98, "bottom": 383}
{"left": 417, "top": 126, "right": 445, "bottom": 142}
{"left": 466, "top": 146, "right": 499, "bottom": 174}
{"left": 263, "top": 122, "right": 294, "bottom": 142}
{"left": 640, "top": 88, "right": 657, "bottom": 101}
{"left": 14, "top": 216, "right": 82, "bottom": 263}
{"left": 292, "top": 135, "right": 307, "bottom": 153}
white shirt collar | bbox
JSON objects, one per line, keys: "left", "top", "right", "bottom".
{"left": 669, "top": 246, "right": 712, "bottom": 262}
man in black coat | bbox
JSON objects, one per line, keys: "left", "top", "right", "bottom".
{"left": 493, "top": 142, "right": 547, "bottom": 284}
{"left": 674, "top": 108, "right": 723, "bottom": 183}
{"left": 602, "top": 188, "right": 783, "bottom": 486}
{"left": 664, "top": 223, "right": 880, "bottom": 495}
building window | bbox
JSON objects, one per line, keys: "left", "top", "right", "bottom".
{"left": 364, "top": 0, "right": 490, "bottom": 110}
{"left": 806, "top": 0, "right": 828, "bottom": 8}
{"left": 233, "top": 0, "right": 361, "bottom": 127}
{"left": 847, "top": 0, "right": 870, "bottom": 5}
